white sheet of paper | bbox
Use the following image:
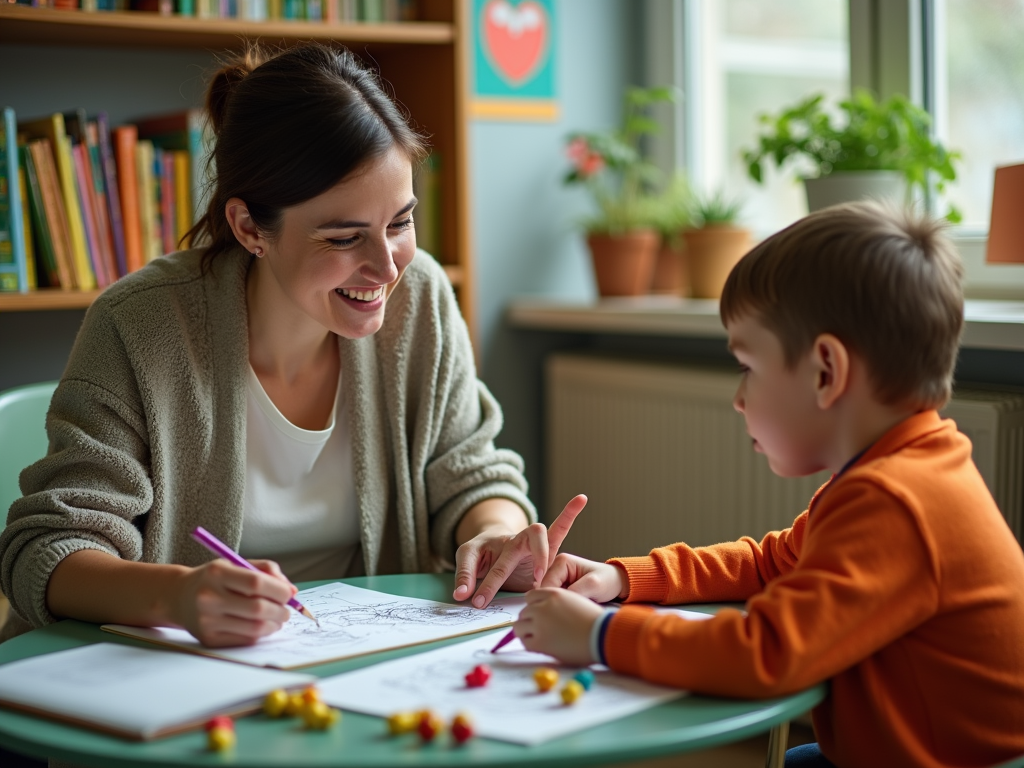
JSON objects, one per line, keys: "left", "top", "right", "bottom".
{"left": 102, "top": 583, "right": 522, "bottom": 669}
{"left": 318, "top": 632, "right": 689, "bottom": 745}
{"left": 0, "top": 643, "right": 314, "bottom": 739}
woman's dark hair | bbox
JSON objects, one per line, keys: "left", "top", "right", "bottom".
{"left": 185, "top": 42, "right": 429, "bottom": 262}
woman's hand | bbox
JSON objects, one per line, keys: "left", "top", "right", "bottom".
{"left": 513, "top": 588, "right": 603, "bottom": 666}
{"left": 171, "top": 559, "right": 295, "bottom": 647}
{"left": 541, "top": 553, "right": 630, "bottom": 602}
{"left": 453, "top": 494, "right": 588, "bottom": 608}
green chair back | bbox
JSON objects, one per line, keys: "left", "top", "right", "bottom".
{"left": 0, "top": 381, "right": 57, "bottom": 517}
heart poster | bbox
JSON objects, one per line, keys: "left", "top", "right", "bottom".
{"left": 471, "top": 0, "right": 558, "bottom": 121}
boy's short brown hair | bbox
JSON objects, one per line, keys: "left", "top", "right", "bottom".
{"left": 720, "top": 201, "right": 964, "bottom": 409}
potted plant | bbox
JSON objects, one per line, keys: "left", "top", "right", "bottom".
{"left": 648, "top": 173, "right": 693, "bottom": 295}
{"left": 564, "top": 86, "right": 674, "bottom": 296}
{"left": 683, "top": 190, "right": 751, "bottom": 300}
{"left": 743, "top": 89, "right": 961, "bottom": 221}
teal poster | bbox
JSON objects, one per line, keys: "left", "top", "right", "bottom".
{"left": 471, "top": 0, "right": 558, "bottom": 120}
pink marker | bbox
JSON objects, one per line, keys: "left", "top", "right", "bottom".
{"left": 190, "top": 526, "right": 319, "bottom": 626}
{"left": 489, "top": 628, "right": 515, "bottom": 653}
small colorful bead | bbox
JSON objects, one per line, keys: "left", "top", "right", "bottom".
{"left": 300, "top": 686, "right": 322, "bottom": 705}
{"left": 573, "top": 669, "right": 595, "bottom": 691}
{"left": 417, "top": 709, "right": 444, "bottom": 742}
{"left": 451, "top": 713, "right": 474, "bottom": 744}
{"left": 561, "top": 679, "right": 585, "bottom": 705}
{"left": 204, "top": 715, "right": 234, "bottom": 733}
{"left": 464, "top": 663, "right": 492, "bottom": 688}
{"left": 207, "top": 726, "right": 236, "bottom": 751}
{"left": 303, "top": 701, "right": 341, "bottom": 730}
{"left": 534, "top": 667, "right": 559, "bottom": 692}
{"left": 387, "top": 711, "right": 420, "bottom": 735}
{"left": 263, "top": 689, "right": 290, "bottom": 718}
{"left": 285, "top": 691, "right": 306, "bottom": 717}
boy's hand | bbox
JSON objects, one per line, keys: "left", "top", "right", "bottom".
{"left": 541, "top": 554, "right": 630, "bottom": 602}
{"left": 514, "top": 588, "right": 603, "bottom": 666}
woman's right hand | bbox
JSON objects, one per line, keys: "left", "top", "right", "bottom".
{"left": 171, "top": 559, "right": 295, "bottom": 647}
{"left": 540, "top": 553, "right": 630, "bottom": 603}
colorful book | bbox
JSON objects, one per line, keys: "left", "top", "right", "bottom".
{"left": 159, "top": 149, "right": 176, "bottom": 255}
{"left": 72, "top": 142, "right": 110, "bottom": 287}
{"left": 113, "top": 125, "right": 144, "bottom": 273}
{"left": 21, "top": 145, "right": 60, "bottom": 288}
{"left": 84, "top": 121, "right": 120, "bottom": 284}
{"left": 134, "top": 139, "right": 158, "bottom": 263}
{"left": 1, "top": 107, "right": 29, "bottom": 293}
{"left": 19, "top": 114, "right": 96, "bottom": 289}
{"left": 97, "top": 113, "right": 128, "bottom": 278}
{"left": 135, "top": 109, "right": 210, "bottom": 226}
{"left": 18, "top": 162, "right": 38, "bottom": 289}
{"left": 28, "top": 139, "right": 76, "bottom": 289}
{"left": 172, "top": 150, "right": 191, "bottom": 247}
{"left": 412, "top": 151, "right": 441, "bottom": 257}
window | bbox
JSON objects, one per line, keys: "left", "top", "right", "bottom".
{"left": 682, "top": 0, "right": 849, "bottom": 234}
{"left": 932, "top": 0, "right": 1024, "bottom": 231}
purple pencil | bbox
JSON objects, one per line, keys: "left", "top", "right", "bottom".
{"left": 190, "top": 526, "right": 320, "bottom": 626}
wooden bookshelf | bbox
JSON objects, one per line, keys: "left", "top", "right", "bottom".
{"left": 0, "top": 0, "right": 475, "bottom": 344}
{"left": 0, "top": 5, "right": 454, "bottom": 48}
{"left": 0, "top": 289, "right": 103, "bottom": 312}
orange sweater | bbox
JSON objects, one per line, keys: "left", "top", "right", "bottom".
{"left": 605, "top": 411, "right": 1024, "bottom": 768}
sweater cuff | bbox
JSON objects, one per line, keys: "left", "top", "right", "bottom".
{"left": 590, "top": 608, "right": 617, "bottom": 664}
{"left": 603, "top": 604, "right": 655, "bottom": 677}
{"left": 606, "top": 556, "right": 668, "bottom": 603}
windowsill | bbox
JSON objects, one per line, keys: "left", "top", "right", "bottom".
{"left": 507, "top": 297, "right": 1024, "bottom": 352}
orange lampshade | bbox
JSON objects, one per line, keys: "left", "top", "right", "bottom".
{"left": 986, "top": 162, "right": 1024, "bottom": 264}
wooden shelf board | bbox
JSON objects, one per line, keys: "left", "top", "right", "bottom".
{"left": 0, "top": 5, "right": 454, "bottom": 49}
{"left": 0, "top": 289, "right": 103, "bottom": 312}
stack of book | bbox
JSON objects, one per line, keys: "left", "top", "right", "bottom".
{"left": 0, "top": 106, "right": 211, "bottom": 294}
{"left": 8, "top": 0, "right": 418, "bottom": 22}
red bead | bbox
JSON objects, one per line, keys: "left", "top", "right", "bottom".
{"left": 418, "top": 711, "right": 443, "bottom": 741}
{"left": 465, "top": 663, "right": 492, "bottom": 687}
{"left": 452, "top": 720, "right": 474, "bottom": 743}
{"left": 204, "top": 715, "right": 234, "bottom": 732}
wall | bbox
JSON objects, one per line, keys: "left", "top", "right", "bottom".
{"left": 475, "top": 0, "right": 642, "bottom": 513}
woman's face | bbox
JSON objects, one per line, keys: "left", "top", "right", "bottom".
{"left": 259, "top": 147, "right": 417, "bottom": 340}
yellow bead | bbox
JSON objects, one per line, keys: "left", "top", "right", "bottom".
{"left": 207, "top": 726, "right": 236, "bottom": 751}
{"left": 285, "top": 692, "right": 306, "bottom": 717}
{"left": 263, "top": 689, "right": 289, "bottom": 718}
{"left": 534, "top": 667, "right": 559, "bottom": 692}
{"left": 561, "top": 679, "right": 585, "bottom": 705}
{"left": 302, "top": 701, "right": 340, "bottom": 730}
{"left": 387, "top": 711, "right": 419, "bottom": 735}
{"left": 300, "top": 686, "right": 321, "bottom": 705}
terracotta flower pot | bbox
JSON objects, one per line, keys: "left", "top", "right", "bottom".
{"left": 650, "top": 239, "right": 689, "bottom": 296}
{"left": 683, "top": 226, "right": 752, "bottom": 299}
{"left": 586, "top": 230, "right": 659, "bottom": 297}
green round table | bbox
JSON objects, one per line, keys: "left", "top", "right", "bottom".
{"left": 0, "top": 574, "right": 825, "bottom": 767}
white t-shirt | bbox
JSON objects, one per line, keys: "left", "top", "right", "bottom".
{"left": 239, "top": 365, "right": 360, "bottom": 582}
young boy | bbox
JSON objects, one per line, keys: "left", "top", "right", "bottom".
{"left": 514, "top": 202, "right": 1024, "bottom": 768}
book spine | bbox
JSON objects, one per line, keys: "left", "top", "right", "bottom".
{"left": 173, "top": 151, "right": 191, "bottom": 246}
{"left": 21, "top": 145, "right": 60, "bottom": 287}
{"left": 339, "top": 0, "right": 354, "bottom": 20}
{"left": 71, "top": 142, "right": 109, "bottom": 287}
{"left": 1, "top": 107, "right": 29, "bottom": 293}
{"left": 323, "top": 0, "right": 336, "bottom": 23}
{"left": 18, "top": 164, "right": 38, "bottom": 289}
{"left": 54, "top": 131, "right": 97, "bottom": 290}
{"left": 176, "top": 0, "right": 195, "bottom": 14}
{"left": 113, "top": 125, "right": 144, "bottom": 273}
{"left": 97, "top": 114, "right": 128, "bottom": 278}
{"left": 267, "top": 0, "right": 281, "bottom": 19}
{"left": 160, "top": 151, "right": 175, "bottom": 255}
{"left": 29, "top": 140, "right": 76, "bottom": 289}
{"left": 135, "top": 141, "right": 155, "bottom": 263}
{"left": 306, "top": 0, "right": 321, "bottom": 20}
{"left": 85, "top": 121, "right": 119, "bottom": 285}
{"left": 283, "top": 0, "right": 302, "bottom": 19}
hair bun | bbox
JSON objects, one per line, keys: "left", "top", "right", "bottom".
{"left": 206, "top": 45, "right": 271, "bottom": 136}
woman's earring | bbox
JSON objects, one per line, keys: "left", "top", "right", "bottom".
{"left": 253, "top": 247, "right": 263, "bottom": 258}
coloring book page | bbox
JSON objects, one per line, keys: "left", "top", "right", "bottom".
{"left": 102, "top": 583, "right": 523, "bottom": 669}
{"left": 317, "top": 632, "right": 691, "bottom": 745}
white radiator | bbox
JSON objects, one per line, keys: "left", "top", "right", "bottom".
{"left": 546, "top": 354, "right": 1024, "bottom": 562}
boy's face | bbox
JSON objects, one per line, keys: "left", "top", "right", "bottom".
{"left": 727, "top": 313, "right": 832, "bottom": 478}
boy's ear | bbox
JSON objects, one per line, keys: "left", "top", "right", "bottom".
{"left": 811, "top": 333, "right": 850, "bottom": 410}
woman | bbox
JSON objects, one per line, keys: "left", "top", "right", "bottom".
{"left": 0, "top": 43, "right": 582, "bottom": 647}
